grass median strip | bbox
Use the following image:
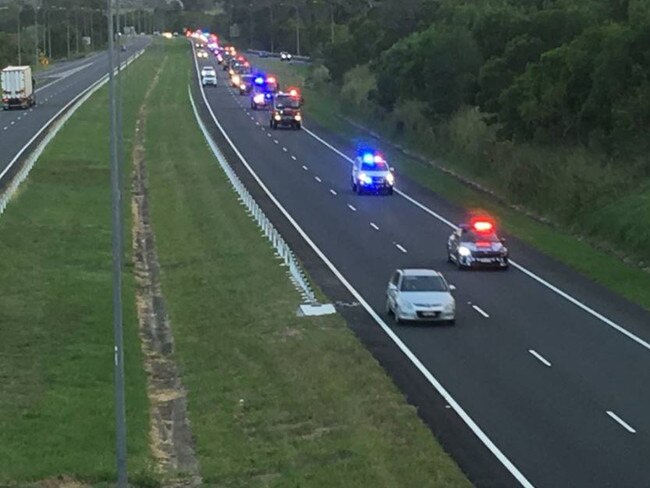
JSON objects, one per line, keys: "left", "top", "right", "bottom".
{"left": 142, "top": 41, "right": 471, "bottom": 486}
{"left": 254, "top": 57, "right": 650, "bottom": 311}
{"left": 0, "top": 47, "right": 163, "bottom": 486}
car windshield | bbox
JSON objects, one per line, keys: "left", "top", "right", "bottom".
{"left": 400, "top": 275, "right": 448, "bottom": 292}
{"left": 462, "top": 231, "right": 500, "bottom": 243}
{"left": 275, "top": 96, "right": 300, "bottom": 109}
{"left": 361, "top": 161, "right": 388, "bottom": 171}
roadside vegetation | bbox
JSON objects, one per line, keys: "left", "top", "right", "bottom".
{"left": 141, "top": 40, "right": 471, "bottom": 486}
{"left": 0, "top": 45, "right": 165, "bottom": 485}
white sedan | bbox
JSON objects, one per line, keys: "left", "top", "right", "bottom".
{"left": 386, "top": 269, "right": 456, "bottom": 325}
{"left": 201, "top": 66, "right": 217, "bottom": 86}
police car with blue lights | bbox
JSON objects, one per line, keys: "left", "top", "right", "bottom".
{"left": 249, "top": 75, "right": 277, "bottom": 109}
{"left": 351, "top": 151, "right": 395, "bottom": 195}
{"left": 270, "top": 88, "right": 302, "bottom": 129}
{"left": 447, "top": 217, "right": 509, "bottom": 269}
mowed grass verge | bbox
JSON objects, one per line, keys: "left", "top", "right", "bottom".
{"left": 143, "top": 42, "right": 471, "bottom": 487}
{"left": 0, "top": 46, "right": 164, "bottom": 485}
{"left": 253, "top": 57, "right": 650, "bottom": 311}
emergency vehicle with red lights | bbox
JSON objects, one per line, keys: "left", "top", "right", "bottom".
{"left": 447, "top": 216, "right": 509, "bottom": 269}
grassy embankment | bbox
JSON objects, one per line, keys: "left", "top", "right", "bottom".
{"left": 253, "top": 57, "right": 650, "bottom": 311}
{"left": 0, "top": 45, "right": 165, "bottom": 486}
{"left": 141, "top": 41, "right": 471, "bottom": 486}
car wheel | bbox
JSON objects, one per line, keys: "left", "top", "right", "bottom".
{"left": 456, "top": 255, "right": 466, "bottom": 270}
{"left": 356, "top": 185, "right": 364, "bottom": 195}
{"left": 295, "top": 122, "right": 301, "bottom": 130}
{"left": 351, "top": 180, "right": 357, "bottom": 192}
{"left": 387, "top": 187, "right": 394, "bottom": 195}
{"left": 447, "top": 319, "right": 456, "bottom": 326}
{"left": 385, "top": 298, "right": 392, "bottom": 316}
{"left": 393, "top": 307, "right": 402, "bottom": 325}
{"left": 447, "top": 249, "right": 453, "bottom": 263}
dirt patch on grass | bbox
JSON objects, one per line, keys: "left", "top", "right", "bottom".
{"left": 131, "top": 58, "right": 201, "bottom": 487}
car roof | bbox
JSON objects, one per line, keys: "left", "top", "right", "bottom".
{"left": 399, "top": 269, "right": 442, "bottom": 277}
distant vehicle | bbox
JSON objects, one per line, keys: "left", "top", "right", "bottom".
{"left": 120, "top": 45, "right": 127, "bottom": 52}
{"left": 173, "top": 32, "right": 179, "bottom": 37}
{"left": 270, "top": 89, "right": 302, "bottom": 130}
{"left": 196, "top": 50, "right": 208, "bottom": 59}
{"left": 201, "top": 66, "right": 217, "bottom": 86}
{"left": 447, "top": 216, "right": 509, "bottom": 269}
{"left": 250, "top": 87, "right": 274, "bottom": 110}
{"left": 386, "top": 269, "right": 456, "bottom": 325}
{"left": 238, "top": 74, "right": 255, "bottom": 95}
{"left": 351, "top": 151, "right": 395, "bottom": 195}
{"left": 280, "top": 51, "right": 292, "bottom": 61}
{"left": 1, "top": 66, "right": 35, "bottom": 110}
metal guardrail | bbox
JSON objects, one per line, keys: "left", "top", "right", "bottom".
{"left": 246, "top": 49, "right": 311, "bottom": 63}
{"left": 187, "top": 85, "right": 318, "bottom": 306}
{"left": 0, "top": 49, "right": 146, "bottom": 218}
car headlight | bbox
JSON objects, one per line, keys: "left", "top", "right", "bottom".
{"left": 254, "top": 94, "right": 265, "bottom": 103}
{"left": 386, "top": 172, "right": 395, "bottom": 184}
{"left": 240, "top": 83, "right": 246, "bottom": 90}
{"left": 294, "top": 114, "right": 302, "bottom": 121}
{"left": 359, "top": 172, "right": 372, "bottom": 184}
{"left": 274, "top": 114, "right": 281, "bottom": 121}
{"left": 444, "top": 302, "right": 455, "bottom": 313}
{"left": 233, "top": 76, "right": 240, "bottom": 84}
{"left": 458, "top": 246, "right": 472, "bottom": 257}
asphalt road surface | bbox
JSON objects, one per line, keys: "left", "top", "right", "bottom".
{"left": 193, "top": 49, "right": 650, "bottom": 488}
{"left": 0, "top": 37, "right": 150, "bottom": 182}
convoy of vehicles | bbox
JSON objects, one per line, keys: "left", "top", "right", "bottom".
{"left": 187, "top": 29, "right": 513, "bottom": 326}
{"left": 1, "top": 65, "right": 35, "bottom": 110}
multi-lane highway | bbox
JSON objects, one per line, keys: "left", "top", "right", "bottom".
{"left": 0, "top": 36, "right": 150, "bottom": 184}
{"left": 193, "top": 50, "right": 650, "bottom": 487}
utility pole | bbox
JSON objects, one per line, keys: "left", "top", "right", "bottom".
{"left": 295, "top": 2, "right": 300, "bottom": 55}
{"left": 17, "top": 6, "right": 22, "bottom": 65}
{"left": 107, "top": 0, "right": 128, "bottom": 485}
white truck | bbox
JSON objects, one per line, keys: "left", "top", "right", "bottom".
{"left": 2, "top": 66, "right": 36, "bottom": 110}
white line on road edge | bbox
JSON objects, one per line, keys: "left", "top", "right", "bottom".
{"left": 192, "top": 56, "right": 535, "bottom": 488}
{"left": 396, "top": 243, "right": 408, "bottom": 253}
{"left": 347, "top": 204, "right": 357, "bottom": 212}
{"left": 329, "top": 189, "right": 337, "bottom": 196}
{"left": 0, "top": 49, "right": 146, "bottom": 217}
{"left": 528, "top": 350, "right": 551, "bottom": 367}
{"left": 370, "top": 222, "right": 379, "bottom": 231}
{"left": 472, "top": 305, "right": 490, "bottom": 318}
{"left": 606, "top": 411, "right": 636, "bottom": 433}
{"left": 301, "top": 126, "right": 650, "bottom": 355}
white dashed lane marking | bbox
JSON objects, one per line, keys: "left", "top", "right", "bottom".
{"left": 370, "top": 222, "right": 379, "bottom": 231}
{"left": 314, "top": 176, "right": 321, "bottom": 183}
{"left": 329, "top": 189, "right": 337, "bottom": 196}
{"left": 395, "top": 243, "right": 408, "bottom": 253}
{"left": 302, "top": 165, "right": 308, "bottom": 171}
{"left": 291, "top": 155, "right": 297, "bottom": 161}
{"left": 606, "top": 411, "right": 636, "bottom": 434}
{"left": 347, "top": 204, "right": 357, "bottom": 212}
{"left": 528, "top": 349, "right": 551, "bottom": 367}
{"left": 472, "top": 305, "right": 490, "bottom": 318}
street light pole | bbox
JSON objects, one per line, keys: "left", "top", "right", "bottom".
{"left": 107, "top": 0, "right": 128, "bottom": 486}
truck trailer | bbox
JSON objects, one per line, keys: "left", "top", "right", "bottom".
{"left": 1, "top": 66, "right": 35, "bottom": 110}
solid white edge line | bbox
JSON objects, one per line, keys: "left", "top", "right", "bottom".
{"left": 396, "top": 243, "right": 408, "bottom": 253}
{"left": 370, "top": 222, "right": 379, "bottom": 231}
{"left": 606, "top": 411, "right": 637, "bottom": 433}
{"left": 472, "top": 305, "right": 490, "bottom": 318}
{"left": 189, "top": 43, "right": 535, "bottom": 488}
{"left": 528, "top": 349, "right": 551, "bottom": 367}
{"left": 301, "top": 127, "right": 650, "bottom": 354}
{"left": 0, "top": 49, "right": 145, "bottom": 183}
